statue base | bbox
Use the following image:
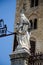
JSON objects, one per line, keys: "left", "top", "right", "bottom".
{"left": 10, "top": 47, "right": 30, "bottom": 65}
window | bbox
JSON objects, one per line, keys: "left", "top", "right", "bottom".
{"left": 29, "top": 19, "right": 37, "bottom": 30}
{"left": 34, "top": 19, "right": 37, "bottom": 29}
{"left": 31, "top": 0, "right": 34, "bottom": 7}
{"left": 35, "top": 0, "right": 38, "bottom": 6}
{"left": 30, "top": 0, "right": 39, "bottom": 7}
{"left": 30, "top": 40, "right": 36, "bottom": 55}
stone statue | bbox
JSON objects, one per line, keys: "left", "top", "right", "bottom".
{"left": 15, "top": 13, "right": 31, "bottom": 51}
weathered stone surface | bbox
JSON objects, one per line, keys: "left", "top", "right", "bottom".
{"left": 10, "top": 50, "right": 29, "bottom": 65}
{"left": 15, "top": 0, "right": 43, "bottom": 53}
{"left": 11, "top": 58, "right": 28, "bottom": 65}
{"left": 10, "top": 0, "right": 43, "bottom": 65}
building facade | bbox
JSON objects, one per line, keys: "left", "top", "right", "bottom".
{"left": 10, "top": 0, "right": 43, "bottom": 65}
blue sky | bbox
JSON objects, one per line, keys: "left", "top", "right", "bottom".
{"left": 0, "top": 0, "right": 16, "bottom": 65}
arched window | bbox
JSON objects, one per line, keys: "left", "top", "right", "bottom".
{"left": 29, "top": 18, "right": 37, "bottom": 30}
{"left": 30, "top": 0, "right": 39, "bottom": 7}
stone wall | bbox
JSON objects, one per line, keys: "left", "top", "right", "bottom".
{"left": 14, "top": 0, "right": 43, "bottom": 53}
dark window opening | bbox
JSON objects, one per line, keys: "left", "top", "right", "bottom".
{"left": 30, "top": 40, "right": 36, "bottom": 55}
{"left": 35, "top": 0, "right": 38, "bottom": 6}
{"left": 29, "top": 19, "right": 37, "bottom": 30}
{"left": 30, "top": 0, "right": 39, "bottom": 7}
{"left": 31, "top": 0, "right": 34, "bottom": 7}
{"left": 34, "top": 19, "right": 37, "bottom": 29}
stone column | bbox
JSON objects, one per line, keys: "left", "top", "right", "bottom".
{"left": 10, "top": 50, "right": 30, "bottom": 65}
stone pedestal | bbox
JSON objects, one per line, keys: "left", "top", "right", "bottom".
{"left": 10, "top": 48, "right": 30, "bottom": 65}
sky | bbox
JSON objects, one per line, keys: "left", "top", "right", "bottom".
{"left": 0, "top": 0, "right": 16, "bottom": 65}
